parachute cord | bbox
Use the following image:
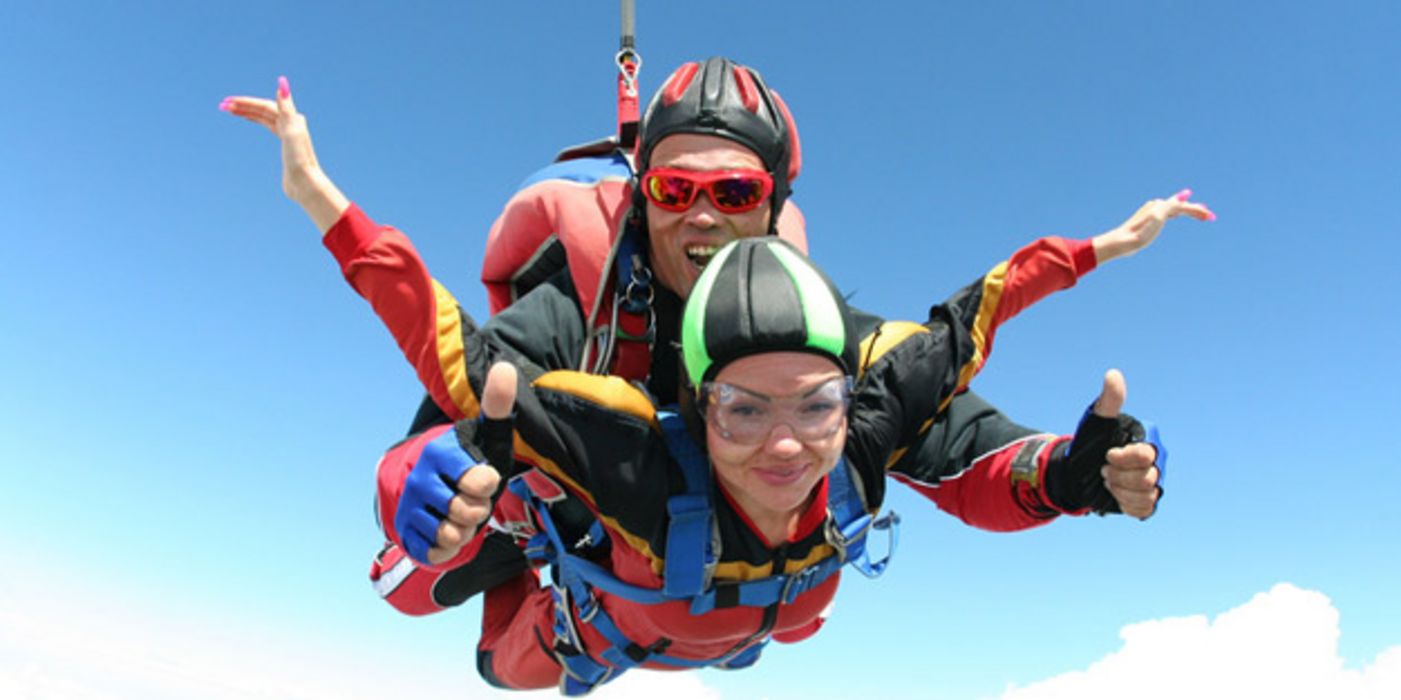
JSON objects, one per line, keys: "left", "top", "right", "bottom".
{"left": 616, "top": 0, "right": 641, "bottom": 148}
{"left": 620, "top": 0, "right": 635, "bottom": 51}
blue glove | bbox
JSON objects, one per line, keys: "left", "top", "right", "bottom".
{"left": 395, "top": 429, "right": 483, "bottom": 564}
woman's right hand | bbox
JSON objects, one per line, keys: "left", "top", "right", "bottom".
{"left": 1091, "top": 189, "right": 1216, "bottom": 265}
{"left": 220, "top": 76, "right": 349, "bottom": 233}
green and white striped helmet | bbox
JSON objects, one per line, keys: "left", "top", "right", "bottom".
{"left": 682, "top": 237, "right": 857, "bottom": 387}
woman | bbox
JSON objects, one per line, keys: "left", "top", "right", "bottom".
{"left": 430, "top": 236, "right": 1165, "bottom": 693}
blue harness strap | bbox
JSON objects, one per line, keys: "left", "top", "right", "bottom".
{"left": 505, "top": 408, "right": 901, "bottom": 695}
{"left": 655, "top": 410, "right": 715, "bottom": 598}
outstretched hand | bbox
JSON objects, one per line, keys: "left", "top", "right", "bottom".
{"left": 397, "top": 362, "right": 520, "bottom": 566}
{"left": 1093, "top": 189, "right": 1215, "bottom": 264}
{"left": 219, "top": 76, "right": 349, "bottom": 233}
{"left": 1090, "top": 370, "right": 1161, "bottom": 519}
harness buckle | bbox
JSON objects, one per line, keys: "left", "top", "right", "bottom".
{"left": 824, "top": 512, "right": 873, "bottom": 563}
{"left": 779, "top": 564, "right": 822, "bottom": 604}
{"left": 576, "top": 594, "right": 602, "bottom": 624}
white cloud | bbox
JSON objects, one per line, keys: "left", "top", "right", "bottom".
{"left": 997, "top": 583, "right": 1401, "bottom": 700}
{"left": 0, "top": 571, "right": 719, "bottom": 700}
{"left": 8, "top": 569, "right": 1395, "bottom": 700}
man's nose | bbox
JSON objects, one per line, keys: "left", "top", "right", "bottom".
{"left": 684, "top": 193, "right": 721, "bottom": 229}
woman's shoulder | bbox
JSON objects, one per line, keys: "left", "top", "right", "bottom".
{"left": 533, "top": 370, "right": 658, "bottom": 425}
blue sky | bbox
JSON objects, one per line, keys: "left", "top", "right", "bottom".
{"left": 2, "top": 1, "right": 1399, "bottom": 698}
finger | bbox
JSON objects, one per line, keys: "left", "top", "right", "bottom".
{"left": 435, "top": 517, "right": 469, "bottom": 551}
{"left": 427, "top": 543, "right": 465, "bottom": 566}
{"left": 275, "top": 75, "right": 298, "bottom": 117}
{"left": 1102, "top": 463, "right": 1159, "bottom": 493}
{"left": 1172, "top": 201, "right": 1217, "bottom": 222}
{"left": 445, "top": 492, "right": 494, "bottom": 529}
{"left": 1110, "top": 488, "right": 1158, "bottom": 520}
{"left": 481, "top": 362, "right": 519, "bottom": 420}
{"left": 457, "top": 463, "right": 501, "bottom": 499}
{"left": 1092, "top": 369, "right": 1127, "bottom": 418}
{"left": 403, "top": 510, "right": 446, "bottom": 552}
{"left": 402, "top": 530, "right": 435, "bottom": 565}
{"left": 219, "top": 96, "right": 279, "bottom": 131}
{"left": 1107, "top": 442, "right": 1158, "bottom": 471}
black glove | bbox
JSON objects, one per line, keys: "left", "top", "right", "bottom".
{"left": 1045, "top": 405, "right": 1154, "bottom": 515}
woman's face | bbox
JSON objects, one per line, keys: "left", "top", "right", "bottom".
{"left": 705, "top": 352, "right": 848, "bottom": 535}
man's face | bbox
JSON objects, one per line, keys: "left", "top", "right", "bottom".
{"left": 645, "top": 133, "right": 773, "bottom": 299}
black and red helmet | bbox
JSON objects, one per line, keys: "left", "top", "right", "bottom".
{"left": 637, "top": 57, "right": 802, "bottom": 221}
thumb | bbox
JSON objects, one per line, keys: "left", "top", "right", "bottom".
{"left": 1093, "top": 369, "right": 1127, "bottom": 418}
{"left": 481, "top": 361, "right": 518, "bottom": 421}
{"left": 275, "top": 75, "right": 297, "bottom": 116}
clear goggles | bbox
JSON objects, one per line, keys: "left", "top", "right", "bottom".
{"left": 699, "top": 376, "right": 853, "bottom": 445}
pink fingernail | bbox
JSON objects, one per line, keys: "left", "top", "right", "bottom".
{"left": 277, "top": 76, "right": 290, "bottom": 99}
{"left": 1174, "top": 188, "right": 1192, "bottom": 202}
{"left": 1205, "top": 208, "right": 1217, "bottom": 222}
{"left": 218, "top": 97, "right": 234, "bottom": 112}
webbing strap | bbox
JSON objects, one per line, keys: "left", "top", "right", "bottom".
{"left": 825, "top": 460, "right": 901, "bottom": 578}
{"left": 656, "top": 410, "right": 714, "bottom": 598}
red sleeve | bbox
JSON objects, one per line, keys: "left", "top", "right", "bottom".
{"left": 323, "top": 204, "right": 480, "bottom": 421}
{"left": 989, "top": 236, "right": 1097, "bottom": 324}
{"left": 374, "top": 424, "right": 489, "bottom": 572}
{"left": 956, "top": 236, "right": 1098, "bottom": 388}
{"left": 889, "top": 434, "right": 1088, "bottom": 532}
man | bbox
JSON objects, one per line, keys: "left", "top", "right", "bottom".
{"left": 222, "top": 56, "right": 1203, "bottom": 673}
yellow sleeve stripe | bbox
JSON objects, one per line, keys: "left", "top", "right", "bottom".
{"left": 954, "top": 260, "right": 1008, "bottom": 394}
{"left": 431, "top": 280, "right": 480, "bottom": 419}
{"left": 880, "top": 261, "right": 1010, "bottom": 470}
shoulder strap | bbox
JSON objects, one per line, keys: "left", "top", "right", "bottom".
{"left": 655, "top": 408, "right": 716, "bottom": 598}
{"left": 825, "top": 459, "right": 900, "bottom": 578}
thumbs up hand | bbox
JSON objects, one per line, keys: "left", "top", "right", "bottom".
{"left": 1046, "top": 370, "right": 1166, "bottom": 519}
{"left": 395, "top": 362, "right": 519, "bottom": 566}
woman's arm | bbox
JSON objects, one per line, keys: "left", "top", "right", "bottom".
{"left": 221, "top": 76, "right": 349, "bottom": 233}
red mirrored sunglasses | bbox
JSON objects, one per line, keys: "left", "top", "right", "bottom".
{"left": 640, "top": 168, "right": 774, "bottom": 214}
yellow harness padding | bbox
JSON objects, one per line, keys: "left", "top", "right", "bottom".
{"left": 525, "top": 371, "right": 670, "bottom": 575}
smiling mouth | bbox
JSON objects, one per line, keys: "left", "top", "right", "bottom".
{"left": 755, "top": 464, "right": 809, "bottom": 487}
{"left": 685, "top": 244, "right": 720, "bottom": 270}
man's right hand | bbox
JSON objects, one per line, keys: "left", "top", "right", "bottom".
{"left": 393, "top": 363, "right": 518, "bottom": 566}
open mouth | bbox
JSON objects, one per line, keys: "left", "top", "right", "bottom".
{"left": 685, "top": 244, "right": 720, "bottom": 270}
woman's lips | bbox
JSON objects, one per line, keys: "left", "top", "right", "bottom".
{"left": 753, "top": 463, "right": 810, "bottom": 487}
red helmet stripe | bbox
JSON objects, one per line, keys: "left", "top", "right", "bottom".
{"left": 771, "top": 90, "right": 802, "bottom": 182}
{"left": 662, "top": 62, "right": 700, "bottom": 106}
{"left": 732, "top": 66, "right": 761, "bottom": 113}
